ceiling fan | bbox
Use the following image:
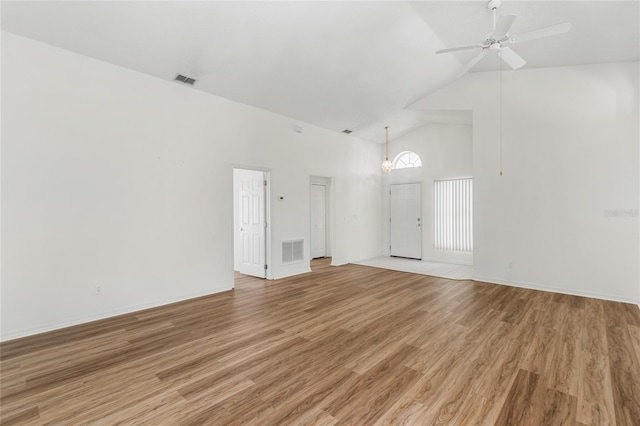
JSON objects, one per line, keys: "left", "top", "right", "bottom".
{"left": 436, "top": 0, "right": 571, "bottom": 76}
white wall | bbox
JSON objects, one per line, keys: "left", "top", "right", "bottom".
{"left": 413, "top": 61, "right": 639, "bottom": 303}
{"left": 1, "top": 32, "right": 382, "bottom": 340}
{"left": 381, "top": 123, "right": 473, "bottom": 265}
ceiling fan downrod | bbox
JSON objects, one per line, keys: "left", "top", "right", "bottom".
{"left": 488, "top": 0, "right": 502, "bottom": 30}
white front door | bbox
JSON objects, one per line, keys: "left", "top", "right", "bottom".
{"left": 237, "top": 169, "right": 266, "bottom": 278}
{"left": 310, "top": 184, "right": 326, "bottom": 258}
{"left": 390, "top": 183, "right": 422, "bottom": 259}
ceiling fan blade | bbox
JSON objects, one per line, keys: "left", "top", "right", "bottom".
{"left": 491, "top": 14, "right": 517, "bottom": 39}
{"left": 457, "top": 51, "right": 487, "bottom": 78}
{"left": 499, "top": 47, "right": 526, "bottom": 69}
{"left": 510, "top": 21, "right": 571, "bottom": 43}
{"left": 436, "top": 44, "right": 484, "bottom": 54}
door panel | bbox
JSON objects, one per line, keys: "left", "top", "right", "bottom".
{"left": 390, "top": 183, "right": 422, "bottom": 259}
{"left": 238, "top": 169, "right": 266, "bottom": 278}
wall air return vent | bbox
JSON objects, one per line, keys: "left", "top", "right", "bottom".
{"left": 282, "top": 240, "right": 304, "bottom": 264}
{"left": 174, "top": 74, "right": 197, "bottom": 85}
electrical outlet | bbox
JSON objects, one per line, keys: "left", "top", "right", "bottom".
{"left": 95, "top": 285, "right": 102, "bottom": 295}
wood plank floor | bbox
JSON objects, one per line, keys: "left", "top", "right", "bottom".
{"left": 1, "top": 258, "right": 639, "bottom": 425}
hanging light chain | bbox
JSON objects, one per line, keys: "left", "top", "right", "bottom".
{"left": 381, "top": 125, "right": 393, "bottom": 173}
{"left": 385, "top": 126, "right": 390, "bottom": 160}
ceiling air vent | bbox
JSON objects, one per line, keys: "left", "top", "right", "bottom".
{"left": 174, "top": 74, "right": 197, "bottom": 85}
{"left": 342, "top": 129, "right": 353, "bottom": 134}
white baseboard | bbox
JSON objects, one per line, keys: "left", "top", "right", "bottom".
{"left": 0, "top": 287, "right": 232, "bottom": 342}
{"left": 273, "top": 267, "right": 312, "bottom": 280}
{"left": 473, "top": 274, "right": 638, "bottom": 305}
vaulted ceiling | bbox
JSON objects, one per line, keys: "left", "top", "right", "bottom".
{"left": 2, "top": 1, "right": 638, "bottom": 143}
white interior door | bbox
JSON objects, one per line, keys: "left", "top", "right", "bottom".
{"left": 390, "top": 183, "right": 422, "bottom": 259}
{"left": 310, "top": 184, "right": 326, "bottom": 258}
{"left": 238, "top": 169, "right": 266, "bottom": 278}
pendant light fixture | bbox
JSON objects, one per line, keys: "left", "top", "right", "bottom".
{"left": 381, "top": 126, "right": 393, "bottom": 173}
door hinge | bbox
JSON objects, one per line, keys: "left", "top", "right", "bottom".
{"left": 264, "top": 180, "right": 267, "bottom": 186}
{"left": 264, "top": 264, "right": 268, "bottom": 270}
{"left": 264, "top": 222, "right": 268, "bottom": 228}
{"left": 389, "top": 217, "right": 391, "bottom": 222}
{"left": 389, "top": 245, "right": 391, "bottom": 250}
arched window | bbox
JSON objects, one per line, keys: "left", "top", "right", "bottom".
{"left": 393, "top": 151, "right": 422, "bottom": 169}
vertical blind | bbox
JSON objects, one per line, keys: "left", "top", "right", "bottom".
{"left": 434, "top": 178, "right": 473, "bottom": 252}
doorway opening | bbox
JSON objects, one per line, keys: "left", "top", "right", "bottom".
{"left": 310, "top": 176, "right": 332, "bottom": 264}
{"left": 233, "top": 168, "right": 271, "bottom": 280}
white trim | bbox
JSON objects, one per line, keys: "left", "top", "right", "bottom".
{"left": 264, "top": 172, "right": 273, "bottom": 280}
{"left": 0, "top": 287, "right": 231, "bottom": 342}
{"left": 273, "top": 267, "right": 312, "bottom": 280}
{"left": 309, "top": 177, "right": 332, "bottom": 259}
{"left": 473, "top": 274, "right": 639, "bottom": 305}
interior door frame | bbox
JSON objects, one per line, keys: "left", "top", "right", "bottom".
{"left": 389, "top": 181, "right": 423, "bottom": 260}
{"left": 233, "top": 167, "right": 272, "bottom": 280}
{"left": 310, "top": 176, "right": 332, "bottom": 259}
{"left": 310, "top": 182, "right": 328, "bottom": 259}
